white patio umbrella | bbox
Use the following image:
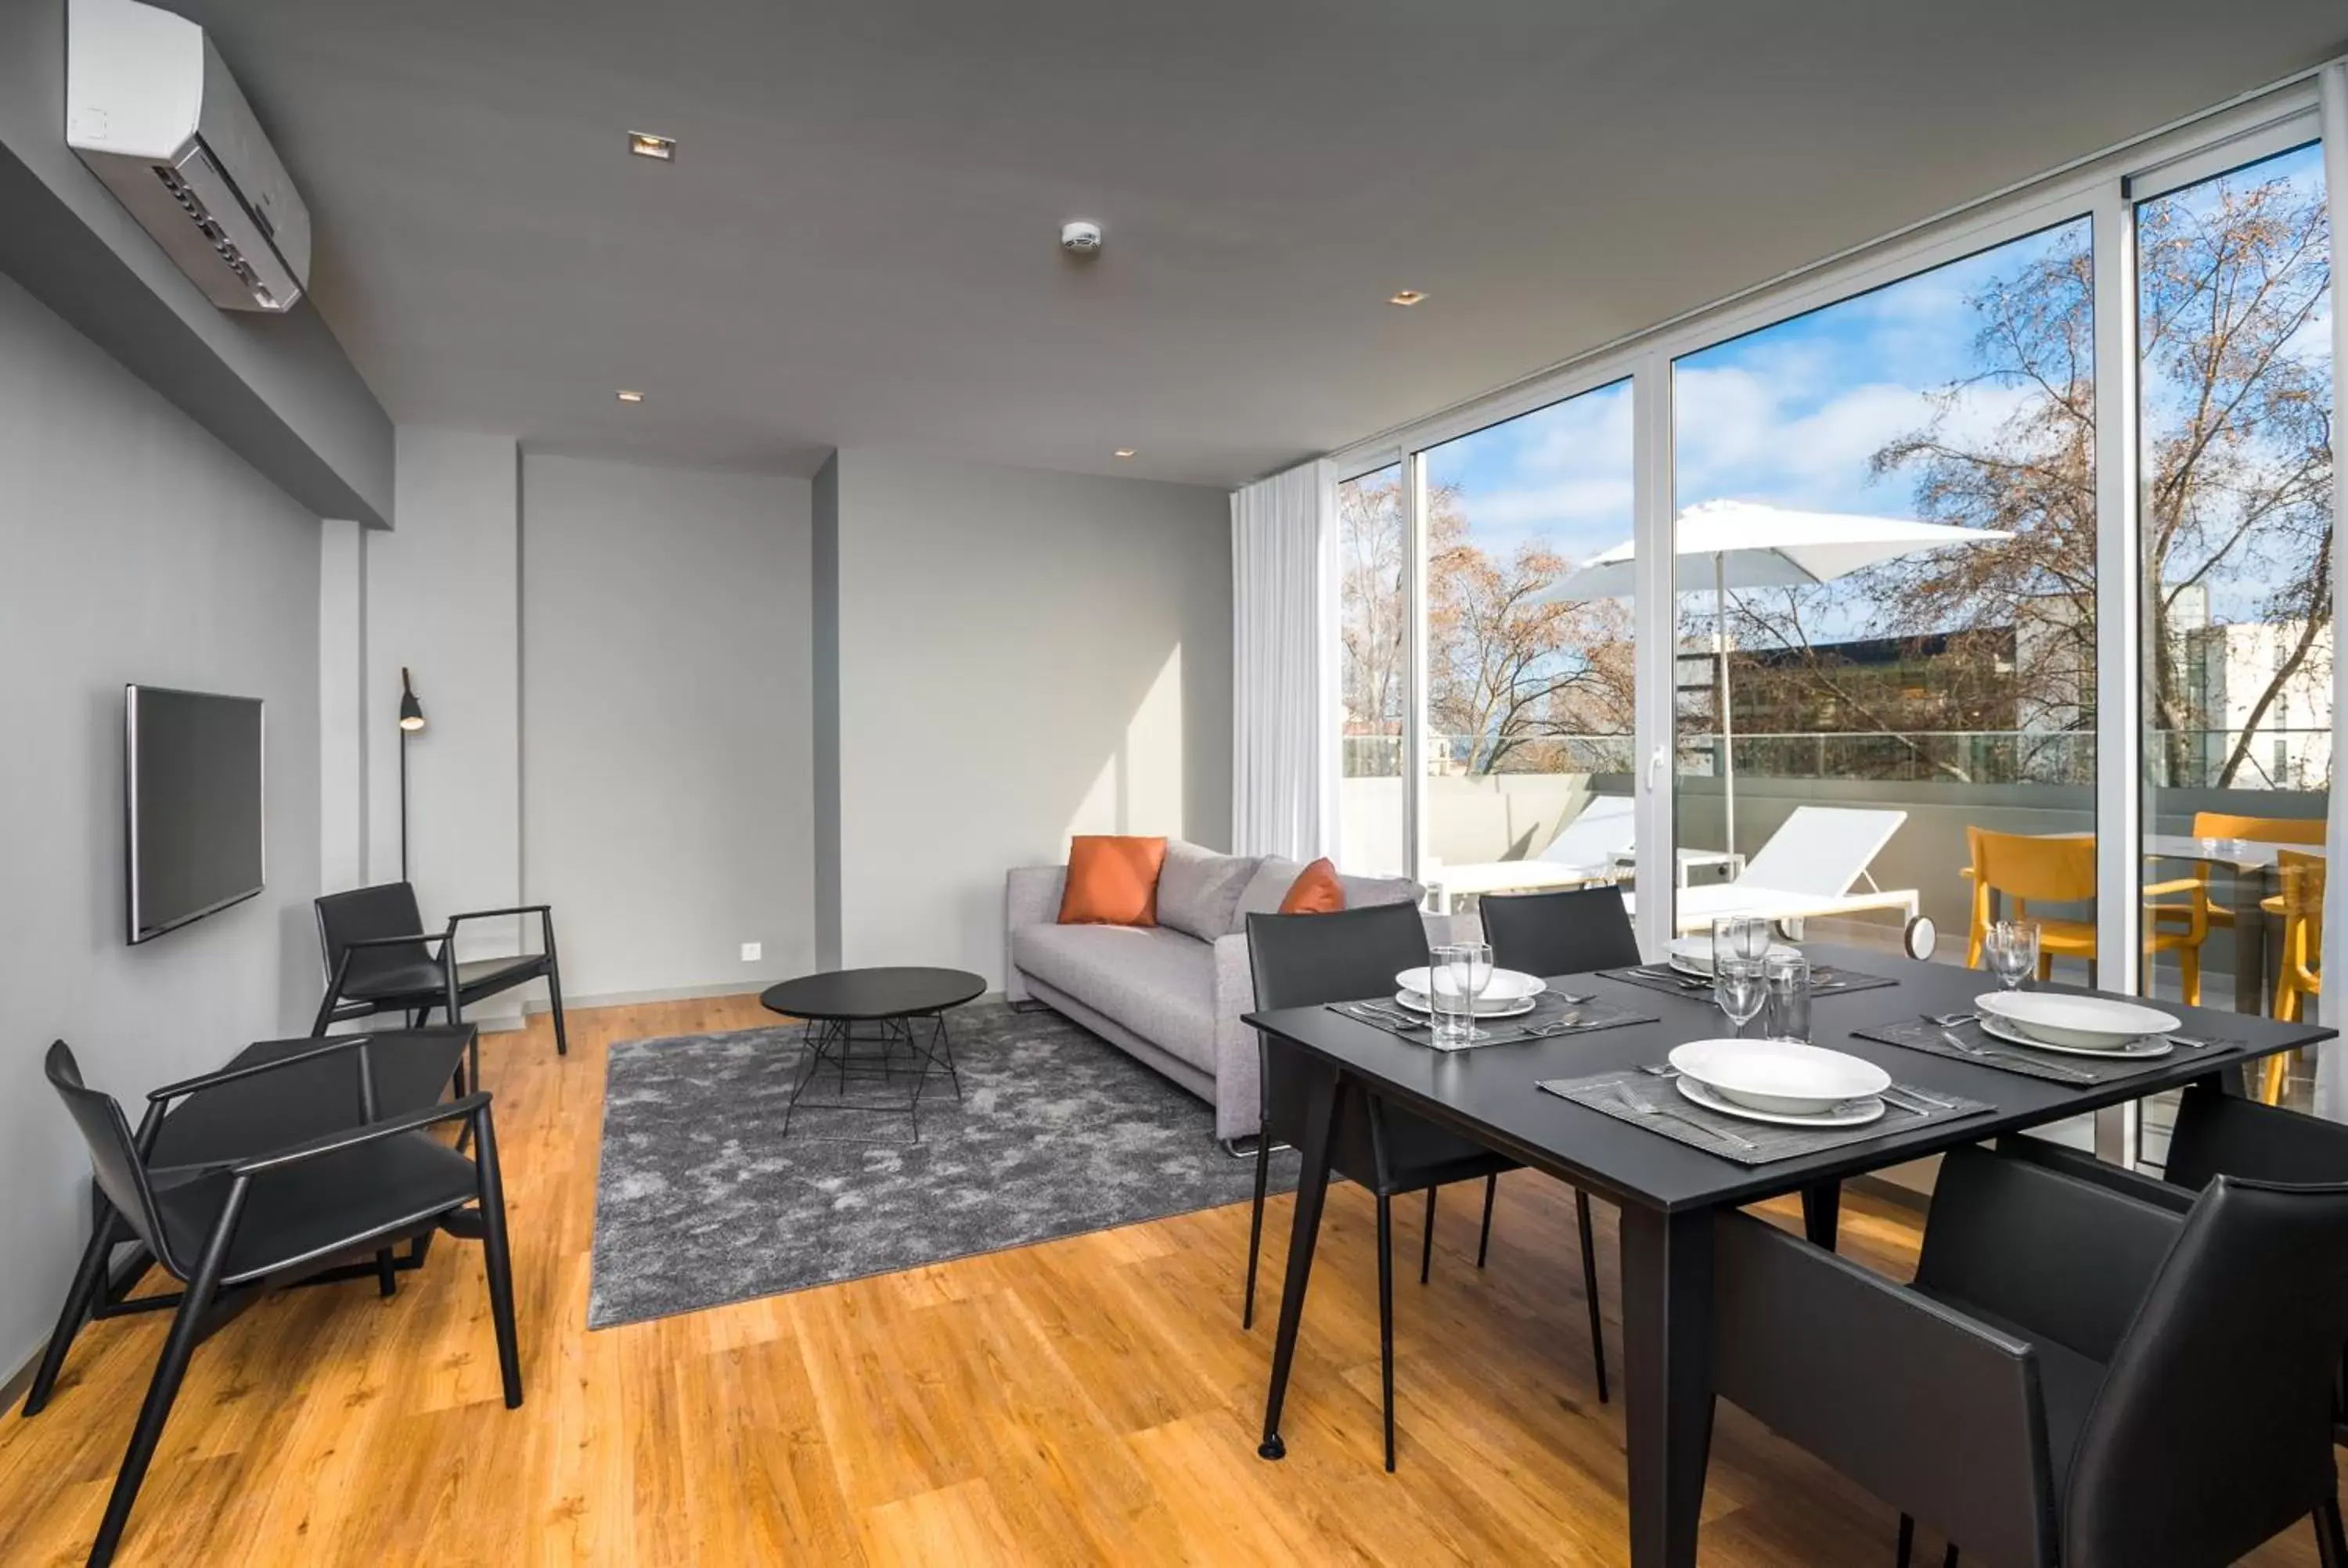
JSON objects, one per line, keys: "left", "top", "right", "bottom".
{"left": 1540, "top": 499, "right": 2011, "bottom": 851}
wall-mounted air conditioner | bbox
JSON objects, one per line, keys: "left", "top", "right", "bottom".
{"left": 65, "top": 0, "right": 312, "bottom": 314}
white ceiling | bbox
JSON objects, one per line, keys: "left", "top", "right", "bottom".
{"left": 180, "top": 0, "right": 2346, "bottom": 487}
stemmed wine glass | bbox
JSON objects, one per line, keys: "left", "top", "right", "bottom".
{"left": 1716, "top": 955, "right": 1767, "bottom": 1038}
{"left": 1983, "top": 919, "right": 2040, "bottom": 991}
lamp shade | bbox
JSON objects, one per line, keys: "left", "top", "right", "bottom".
{"left": 398, "top": 667, "right": 426, "bottom": 732}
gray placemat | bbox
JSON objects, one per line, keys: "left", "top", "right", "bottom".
{"left": 1849, "top": 1016, "right": 2231, "bottom": 1086}
{"left": 1327, "top": 992, "right": 1656, "bottom": 1049}
{"left": 1536, "top": 1067, "right": 1993, "bottom": 1166}
{"left": 1601, "top": 963, "right": 1900, "bottom": 1000}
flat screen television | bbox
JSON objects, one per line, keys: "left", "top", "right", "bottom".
{"left": 125, "top": 685, "right": 265, "bottom": 944}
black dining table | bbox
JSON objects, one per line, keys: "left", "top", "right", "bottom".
{"left": 1243, "top": 945, "right": 2334, "bottom": 1567}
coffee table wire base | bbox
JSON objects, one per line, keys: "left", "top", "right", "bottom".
{"left": 780, "top": 1011, "right": 964, "bottom": 1142}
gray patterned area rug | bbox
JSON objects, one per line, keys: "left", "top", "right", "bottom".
{"left": 589, "top": 1001, "right": 1295, "bottom": 1329}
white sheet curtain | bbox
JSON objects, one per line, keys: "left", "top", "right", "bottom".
{"left": 2314, "top": 62, "right": 2348, "bottom": 1120}
{"left": 1231, "top": 459, "right": 1337, "bottom": 861}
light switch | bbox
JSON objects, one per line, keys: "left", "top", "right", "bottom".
{"left": 740, "top": 941, "right": 762, "bottom": 962}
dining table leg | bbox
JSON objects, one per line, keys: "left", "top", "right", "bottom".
{"left": 2229, "top": 866, "right": 2268, "bottom": 1016}
{"left": 1257, "top": 1062, "right": 1347, "bottom": 1462}
{"left": 1799, "top": 1180, "right": 1841, "bottom": 1250}
{"left": 1620, "top": 1203, "right": 1716, "bottom": 1567}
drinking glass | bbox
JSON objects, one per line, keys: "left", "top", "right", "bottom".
{"left": 1984, "top": 919, "right": 2040, "bottom": 991}
{"left": 1763, "top": 951, "right": 1811, "bottom": 1041}
{"left": 1716, "top": 955, "right": 1767, "bottom": 1037}
{"left": 1430, "top": 940, "right": 1494, "bottom": 1046}
{"left": 1711, "top": 915, "right": 1770, "bottom": 973}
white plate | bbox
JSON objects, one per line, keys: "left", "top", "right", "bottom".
{"left": 1676, "top": 1075, "right": 1886, "bottom": 1128}
{"left": 1975, "top": 991, "right": 2180, "bottom": 1050}
{"left": 1978, "top": 1014, "right": 2173, "bottom": 1060}
{"left": 1668, "top": 1038, "right": 1892, "bottom": 1116}
{"left": 1391, "top": 990, "right": 1538, "bottom": 1020}
{"left": 1395, "top": 967, "right": 1546, "bottom": 1004}
{"left": 1666, "top": 937, "right": 1801, "bottom": 977}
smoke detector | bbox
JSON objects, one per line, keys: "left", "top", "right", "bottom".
{"left": 1061, "top": 218, "right": 1103, "bottom": 256}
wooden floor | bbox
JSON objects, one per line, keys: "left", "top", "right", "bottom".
{"left": 0, "top": 995, "right": 2328, "bottom": 1566}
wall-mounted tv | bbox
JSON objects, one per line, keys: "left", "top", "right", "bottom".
{"left": 125, "top": 685, "right": 265, "bottom": 944}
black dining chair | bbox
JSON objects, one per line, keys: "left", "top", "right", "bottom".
{"left": 1480, "top": 884, "right": 1641, "bottom": 977}
{"left": 1244, "top": 902, "right": 1607, "bottom": 1470}
{"left": 311, "top": 883, "right": 570, "bottom": 1073}
{"left": 39, "top": 1039, "right": 524, "bottom": 1568}
{"left": 1711, "top": 1141, "right": 2348, "bottom": 1568}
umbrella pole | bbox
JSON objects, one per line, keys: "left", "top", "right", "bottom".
{"left": 1715, "top": 550, "right": 1735, "bottom": 858}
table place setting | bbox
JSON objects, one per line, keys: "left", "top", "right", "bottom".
{"left": 1537, "top": 1038, "right": 1992, "bottom": 1165}
{"left": 1327, "top": 951, "right": 1656, "bottom": 1050}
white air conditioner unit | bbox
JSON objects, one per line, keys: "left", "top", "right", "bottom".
{"left": 65, "top": 0, "right": 312, "bottom": 314}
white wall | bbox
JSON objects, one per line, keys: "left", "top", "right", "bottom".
{"left": 0, "top": 271, "right": 322, "bottom": 1378}
{"left": 827, "top": 450, "right": 1232, "bottom": 984}
{"left": 520, "top": 455, "right": 816, "bottom": 1000}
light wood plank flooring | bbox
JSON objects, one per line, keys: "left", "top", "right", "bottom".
{"left": 0, "top": 995, "right": 2328, "bottom": 1565}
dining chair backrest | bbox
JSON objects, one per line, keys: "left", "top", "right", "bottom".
{"left": 1246, "top": 904, "right": 1431, "bottom": 1167}
{"left": 2191, "top": 810, "right": 2326, "bottom": 847}
{"left": 1480, "top": 886, "right": 1639, "bottom": 977}
{"left": 1966, "top": 826, "right": 2095, "bottom": 908}
{"left": 44, "top": 1041, "right": 184, "bottom": 1278}
{"left": 315, "top": 882, "right": 434, "bottom": 991}
{"left": 2277, "top": 847, "right": 2326, "bottom": 923}
{"left": 1737, "top": 807, "right": 1907, "bottom": 896}
{"left": 2063, "top": 1174, "right": 2348, "bottom": 1567}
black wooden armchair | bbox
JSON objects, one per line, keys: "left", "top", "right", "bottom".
{"left": 1712, "top": 1141, "right": 2348, "bottom": 1568}
{"left": 37, "top": 1038, "right": 523, "bottom": 1568}
{"left": 311, "top": 881, "right": 570, "bottom": 1065}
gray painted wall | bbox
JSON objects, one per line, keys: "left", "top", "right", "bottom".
{"left": 827, "top": 450, "right": 1232, "bottom": 984}
{"left": 520, "top": 455, "right": 817, "bottom": 999}
{"left": 811, "top": 454, "right": 842, "bottom": 970}
{"left": 0, "top": 2, "right": 392, "bottom": 526}
{"left": 0, "top": 269, "right": 322, "bottom": 1378}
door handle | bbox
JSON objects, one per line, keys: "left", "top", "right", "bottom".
{"left": 1647, "top": 746, "right": 1667, "bottom": 790}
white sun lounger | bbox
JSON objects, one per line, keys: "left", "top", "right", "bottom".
{"left": 1423, "top": 797, "right": 1634, "bottom": 913}
{"left": 1622, "top": 806, "right": 1919, "bottom": 935}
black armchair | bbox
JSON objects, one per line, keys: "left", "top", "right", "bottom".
{"left": 1711, "top": 1142, "right": 2348, "bottom": 1568}
{"left": 1480, "top": 884, "right": 1642, "bottom": 977}
{"left": 38, "top": 1038, "right": 523, "bottom": 1568}
{"left": 1244, "top": 902, "right": 1607, "bottom": 1471}
{"left": 312, "top": 881, "right": 570, "bottom": 1060}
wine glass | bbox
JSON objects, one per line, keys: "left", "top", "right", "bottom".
{"left": 1983, "top": 919, "right": 2040, "bottom": 991}
{"left": 1716, "top": 955, "right": 1767, "bottom": 1038}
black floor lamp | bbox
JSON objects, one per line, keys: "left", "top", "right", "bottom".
{"left": 398, "top": 667, "right": 426, "bottom": 881}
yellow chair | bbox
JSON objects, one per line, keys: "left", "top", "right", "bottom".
{"left": 2258, "top": 848, "right": 2325, "bottom": 1104}
{"left": 1962, "top": 827, "right": 2206, "bottom": 1003}
{"left": 2159, "top": 811, "right": 2328, "bottom": 938}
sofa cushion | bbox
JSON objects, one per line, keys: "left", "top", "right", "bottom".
{"left": 1156, "top": 841, "right": 1260, "bottom": 944}
{"left": 1010, "top": 923, "right": 1218, "bottom": 1074}
{"left": 1236, "top": 857, "right": 1421, "bottom": 931}
{"left": 1277, "top": 857, "right": 1346, "bottom": 915}
{"left": 1058, "top": 835, "right": 1167, "bottom": 926}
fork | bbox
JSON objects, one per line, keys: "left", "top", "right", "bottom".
{"left": 1608, "top": 1081, "right": 1758, "bottom": 1151}
{"left": 1349, "top": 1002, "right": 1425, "bottom": 1030}
{"left": 1939, "top": 1028, "right": 2094, "bottom": 1082}
{"left": 1924, "top": 1010, "right": 1979, "bottom": 1027}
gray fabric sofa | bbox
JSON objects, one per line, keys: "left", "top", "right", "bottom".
{"left": 1004, "top": 842, "right": 1465, "bottom": 1142}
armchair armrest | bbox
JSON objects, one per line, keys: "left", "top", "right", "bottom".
{"left": 339, "top": 932, "right": 448, "bottom": 951}
{"left": 149, "top": 1034, "right": 380, "bottom": 1104}
{"left": 231, "top": 1091, "right": 490, "bottom": 1176}
{"left": 1916, "top": 1142, "right": 2185, "bottom": 1366}
{"left": 2166, "top": 1077, "right": 2348, "bottom": 1189}
{"left": 445, "top": 904, "right": 552, "bottom": 922}
{"left": 1003, "top": 867, "right": 1068, "bottom": 1005}
{"left": 1714, "top": 1210, "right": 2057, "bottom": 1568}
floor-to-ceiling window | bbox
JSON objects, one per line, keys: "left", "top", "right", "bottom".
{"left": 1669, "top": 218, "right": 2098, "bottom": 956}
{"left": 1411, "top": 381, "right": 1637, "bottom": 903}
{"left": 1337, "top": 463, "right": 1410, "bottom": 876}
{"left": 2136, "top": 140, "right": 2332, "bottom": 1113}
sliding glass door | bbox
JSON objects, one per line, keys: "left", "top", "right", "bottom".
{"left": 1336, "top": 463, "right": 1410, "bottom": 876}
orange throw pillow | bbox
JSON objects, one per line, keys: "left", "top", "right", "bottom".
{"left": 1057, "top": 836, "right": 1168, "bottom": 926}
{"left": 1278, "top": 858, "right": 1347, "bottom": 915}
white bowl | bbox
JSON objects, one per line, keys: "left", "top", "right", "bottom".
{"left": 1395, "top": 967, "right": 1545, "bottom": 1003}
{"left": 1665, "top": 936, "right": 1799, "bottom": 976}
{"left": 1668, "top": 1038, "right": 1891, "bottom": 1117}
{"left": 1975, "top": 991, "right": 2179, "bottom": 1051}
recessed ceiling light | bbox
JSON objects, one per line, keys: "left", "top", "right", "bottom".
{"left": 627, "top": 131, "right": 675, "bottom": 161}
{"left": 1113, "top": 448, "right": 1136, "bottom": 459}
{"left": 1388, "top": 289, "right": 1428, "bottom": 307}
{"left": 616, "top": 390, "right": 646, "bottom": 403}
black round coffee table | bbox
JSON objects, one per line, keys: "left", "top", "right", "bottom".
{"left": 759, "top": 967, "right": 984, "bottom": 1140}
